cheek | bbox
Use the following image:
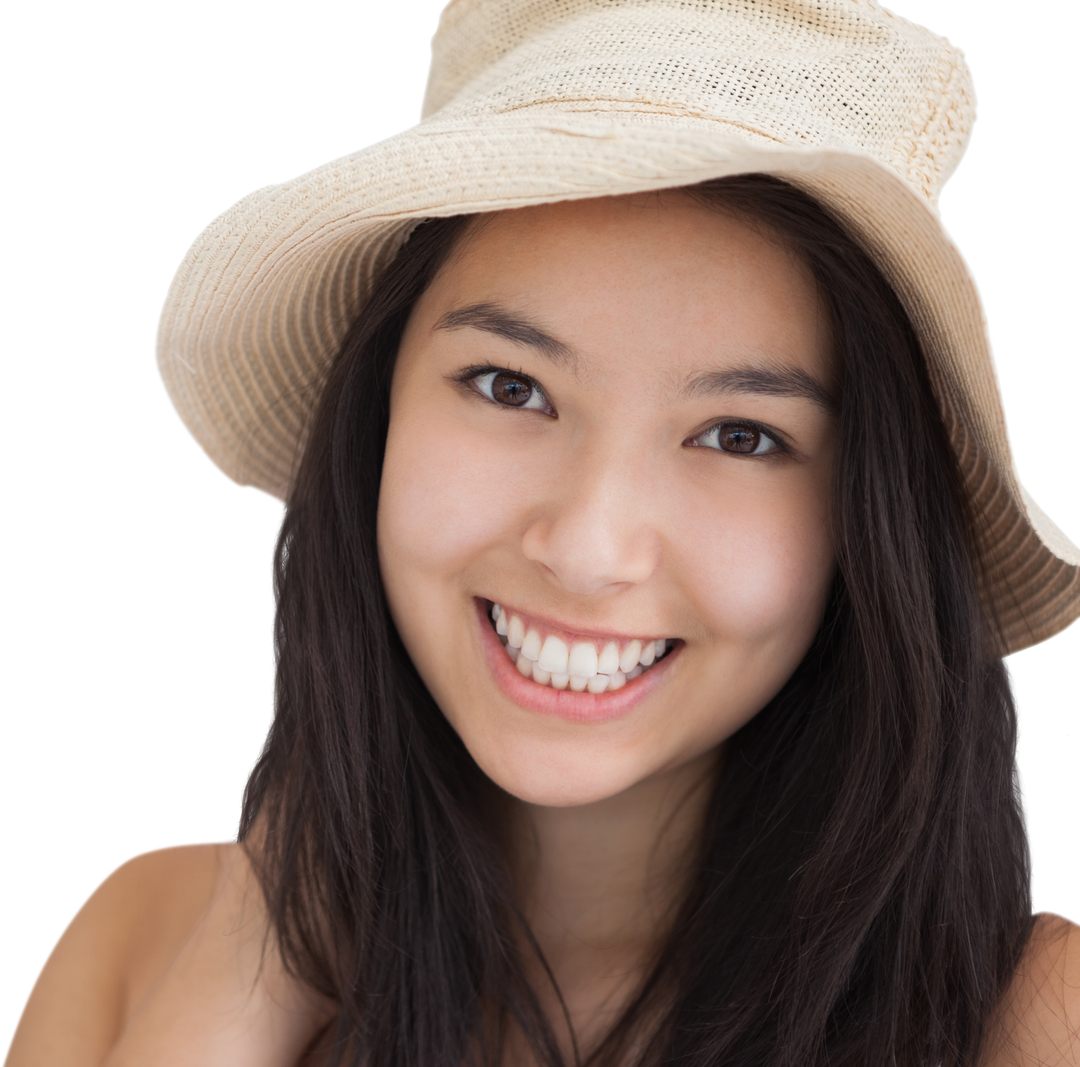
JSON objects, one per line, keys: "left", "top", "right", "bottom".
{"left": 675, "top": 475, "right": 834, "bottom": 652}
{"left": 377, "top": 407, "right": 529, "bottom": 594}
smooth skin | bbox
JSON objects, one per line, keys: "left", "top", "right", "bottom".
{"left": 8, "top": 194, "right": 1079, "bottom": 1065}
{"left": 380, "top": 195, "right": 838, "bottom": 813}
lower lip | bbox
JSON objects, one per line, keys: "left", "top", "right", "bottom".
{"left": 475, "top": 599, "right": 679, "bottom": 723}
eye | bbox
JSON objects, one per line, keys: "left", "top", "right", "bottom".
{"left": 471, "top": 370, "right": 551, "bottom": 412}
{"left": 691, "top": 421, "right": 783, "bottom": 456}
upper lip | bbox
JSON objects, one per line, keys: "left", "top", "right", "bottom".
{"left": 480, "top": 596, "right": 672, "bottom": 642}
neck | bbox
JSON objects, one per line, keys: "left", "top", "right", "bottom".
{"left": 509, "top": 750, "right": 717, "bottom": 1056}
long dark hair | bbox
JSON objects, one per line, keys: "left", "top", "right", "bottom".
{"left": 239, "top": 176, "right": 1031, "bottom": 1066}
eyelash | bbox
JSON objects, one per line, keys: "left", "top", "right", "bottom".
{"left": 452, "top": 365, "right": 555, "bottom": 414}
{"left": 453, "top": 365, "right": 792, "bottom": 458}
{"left": 686, "top": 419, "right": 790, "bottom": 455}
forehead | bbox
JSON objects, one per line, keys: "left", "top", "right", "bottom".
{"left": 422, "top": 192, "right": 834, "bottom": 385}
{"left": 444, "top": 190, "right": 812, "bottom": 285}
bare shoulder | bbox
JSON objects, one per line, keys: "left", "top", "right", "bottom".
{"left": 6, "top": 843, "right": 235, "bottom": 1067}
{"left": 982, "top": 913, "right": 1080, "bottom": 1066}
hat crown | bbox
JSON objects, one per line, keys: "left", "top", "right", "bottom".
{"left": 422, "top": 0, "right": 975, "bottom": 201}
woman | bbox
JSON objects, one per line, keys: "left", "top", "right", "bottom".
{"left": 8, "top": 0, "right": 1079, "bottom": 1064}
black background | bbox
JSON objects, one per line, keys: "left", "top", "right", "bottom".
{"left": 6, "top": 0, "right": 1071, "bottom": 1032}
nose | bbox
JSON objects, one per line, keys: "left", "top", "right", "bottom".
{"left": 520, "top": 455, "right": 661, "bottom": 596}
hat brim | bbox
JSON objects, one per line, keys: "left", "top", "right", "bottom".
{"left": 157, "top": 110, "right": 1080, "bottom": 652}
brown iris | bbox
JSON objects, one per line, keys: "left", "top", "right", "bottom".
{"left": 719, "top": 424, "right": 760, "bottom": 453}
{"left": 491, "top": 372, "right": 533, "bottom": 406}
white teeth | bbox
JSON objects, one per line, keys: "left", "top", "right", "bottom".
{"left": 521, "top": 628, "right": 542, "bottom": 662}
{"left": 587, "top": 674, "right": 610, "bottom": 694}
{"left": 538, "top": 635, "right": 569, "bottom": 674}
{"left": 491, "top": 608, "right": 671, "bottom": 692}
{"left": 568, "top": 642, "right": 598, "bottom": 678}
{"left": 507, "top": 614, "right": 525, "bottom": 650}
{"left": 597, "top": 641, "right": 620, "bottom": 675}
{"left": 619, "top": 640, "right": 641, "bottom": 674}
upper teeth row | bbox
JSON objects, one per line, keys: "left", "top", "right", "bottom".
{"left": 491, "top": 603, "right": 670, "bottom": 692}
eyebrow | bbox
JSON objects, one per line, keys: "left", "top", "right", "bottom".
{"left": 684, "top": 365, "right": 838, "bottom": 414}
{"left": 433, "top": 302, "right": 577, "bottom": 367}
{"left": 434, "top": 302, "right": 835, "bottom": 412}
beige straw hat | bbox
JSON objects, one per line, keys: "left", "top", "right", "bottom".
{"left": 158, "top": 0, "right": 1080, "bottom": 653}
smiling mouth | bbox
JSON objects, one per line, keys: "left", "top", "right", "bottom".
{"left": 488, "top": 602, "right": 674, "bottom": 694}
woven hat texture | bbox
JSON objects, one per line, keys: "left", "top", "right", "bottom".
{"left": 157, "top": 0, "right": 1080, "bottom": 652}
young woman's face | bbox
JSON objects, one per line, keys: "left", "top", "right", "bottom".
{"left": 378, "top": 193, "right": 837, "bottom": 807}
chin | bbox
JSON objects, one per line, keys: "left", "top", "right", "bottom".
{"left": 469, "top": 737, "right": 690, "bottom": 808}
{"left": 428, "top": 703, "right": 731, "bottom": 811}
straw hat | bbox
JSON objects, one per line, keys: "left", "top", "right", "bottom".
{"left": 157, "top": 0, "right": 1080, "bottom": 653}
